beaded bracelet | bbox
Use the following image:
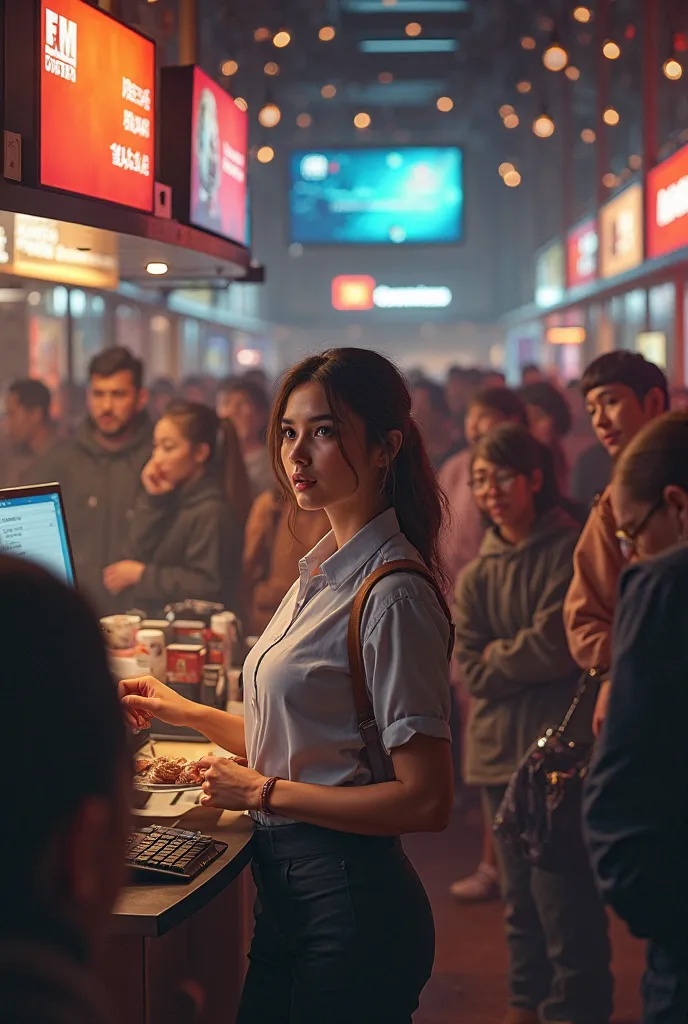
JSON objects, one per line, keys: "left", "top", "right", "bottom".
{"left": 260, "top": 776, "right": 280, "bottom": 816}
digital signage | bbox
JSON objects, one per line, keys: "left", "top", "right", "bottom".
{"left": 331, "top": 275, "right": 453, "bottom": 310}
{"left": 566, "top": 218, "right": 598, "bottom": 288}
{"left": 40, "top": 0, "right": 155, "bottom": 212}
{"left": 0, "top": 213, "right": 119, "bottom": 289}
{"left": 289, "top": 147, "right": 463, "bottom": 245}
{"left": 190, "top": 68, "right": 249, "bottom": 246}
{"left": 599, "top": 183, "right": 644, "bottom": 279}
{"left": 647, "top": 143, "right": 688, "bottom": 260}
{"left": 534, "top": 241, "right": 565, "bottom": 308}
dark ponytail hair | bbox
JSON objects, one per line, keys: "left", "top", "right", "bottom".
{"left": 162, "top": 400, "right": 253, "bottom": 526}
{"left": 267, "top": 348, "right": 449, "bottom": 585}
{"left": 616, "top": 410, "right": 688, "bottom": 503}
{"left": 472, "top": 422, "right": 561, "bottom": 516}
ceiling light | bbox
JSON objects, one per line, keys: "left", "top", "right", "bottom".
{"left": 296, "top": 112, "right": 312, "bottom": 128}
{"left": 602, "top": 172, "right": 618, "bottom": 188}
{"left": 321, "top": 83, "right": 337, "bottom": 98}
{"left": 521, "top": 36, "right": 536, "bottom": 50}
{"left": 378, "top": 71, "right": 394, "bottom": 83}
{"left": 437, "top": 96, "right": 454, "bottom": 112}
{"left": 319, "top": 25, "right": 336, "bottom": 41}
{"left": 504, "top": 113, "right": 520, "bottom": 128}
{"left": 273, "top": 30, "right": 291, "bottom": 48}
{"left": 264, "top": 61, "right": 279, "bottom": 76}
{"left": 602, "top": 39, "right": 621, "bottom": 59}
{"left": 146, "top": 262, "right": 168, "bottom": 276}
{"left": 221, "top": 60, "right": 238, "bottom": 76}
{"left": 258, "top": 102, "right": 281, "bottom": 128}
{"left": 498, "top": 161, "right": 515, "bottom": 177}
{"left": 565, "top": 65, "right": 580, "bottom": 80}
{"left": 663, "top": 58, "right": 683, "bottom": 80}
{"left": 234, "top": 97, "right": 248, "bottom": 112}
{"left": 533, "top": 113, "right": 555, "bottom": 138}
{"left": 543, "top": 32, "right": 568, "bottom": 72}
{"left": 603, "top": 106, "right": 620, "bottom": 125}
{"left": 581, "top": 127, "right": 596, "bottom": 143}
{"left": 257, "top": 146, "right": 275, "bottom": 164}
{"left": 573, "top": 7, "right": 591, "bottom": 23}
{"left": 405, "top": 22, "right": 422, "bottom": 37}
{"left": 354, "top": 111, "right": 371, "bottom": 128}
{"left": 499, "top": 104, "right": 515, "bottom": 118}
{"left": 503, "top": 170, "right": 522, "bottom": 187}
{"left": 628, "top": 153, "right": 642, "bottom": 170}
{"left": 516, "top": 80, "right": 532, "bottom": 93}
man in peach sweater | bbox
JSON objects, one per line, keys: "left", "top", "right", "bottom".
{"left": 563, "top": 352, "right": 668, "bottom": 734}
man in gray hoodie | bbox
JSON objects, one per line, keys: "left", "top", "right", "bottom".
{"left": 36, "top": 347, "right": 152, "bottom": 614}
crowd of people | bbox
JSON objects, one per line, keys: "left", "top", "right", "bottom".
{"left": 2, "top": 343, "right": 688, "bottom": 1023}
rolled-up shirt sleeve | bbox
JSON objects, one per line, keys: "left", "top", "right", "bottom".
{"left": 361, "top": 579, "right": 452, "bottom": 754}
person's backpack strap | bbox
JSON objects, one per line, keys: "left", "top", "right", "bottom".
{"left": 347, "top": 559, "right": 455, "bottom": 782}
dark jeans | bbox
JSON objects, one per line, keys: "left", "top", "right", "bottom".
{"left": 237, "top": 822, "right": 435, "bottom": 1024}
{"left": 485, "top": 785, "right": 613, "bottom": 1024}
{"left": 642, "top": 942, "right": 688, "bottom": 1024}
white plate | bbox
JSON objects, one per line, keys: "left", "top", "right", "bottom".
{"left": 133, "top": 780, "right": 203, "bottom": 793}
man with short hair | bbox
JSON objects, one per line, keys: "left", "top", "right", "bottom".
{"left": 37, "top": 347, "right": 152, "bottom": 613}
{"left": 411, "top": 378, "right": 464, "bottom": 470}
{"left": 563, "top": 351, "right": 668, "bottom": 735}
{"left": 0, "top": 556, "right": 129, "bottom": 1024}
{"left": 2, "top": 379, "right": 58, "bottom": 486}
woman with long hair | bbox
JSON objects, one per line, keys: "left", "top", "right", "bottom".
{"left": 585, "top": 411, "right": 688, "bottom": 1024}
{"left": 118, "top": 349, "right": 454, "bottom": 1023}
{"left": 453, "top": 423, "right": 612, "bottom": 1024}
{"left": 103, "top": 400, "right": 250, "bottom": 614}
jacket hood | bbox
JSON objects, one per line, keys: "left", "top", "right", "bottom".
{"left": 179, "top": 471, "right": 225, "bottom": 508}
{"left": 479, "top": 505, "right": 579, "bottom": 559}
{"left": 74, "top": 412, "right": 152, "bottom": 458}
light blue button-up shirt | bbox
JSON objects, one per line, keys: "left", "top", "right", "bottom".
{"left": 243, "top": 508, "right": 452, "bottom": 825}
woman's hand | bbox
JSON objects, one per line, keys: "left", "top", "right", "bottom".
{"left": 197, "top": 755, "right": 266, "bottom": 812}
{"left": 119, "top": 675, "right": 196, "bottom": 732}
{"left": 103, "top": 560, "right": 145, "bottom": 595}
{"left": 141, "top": 458, "right": 175, "bottom": 496}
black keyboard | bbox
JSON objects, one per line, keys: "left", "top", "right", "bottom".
{"left": 126, "top": 824, "right": 228, "bottom": 882}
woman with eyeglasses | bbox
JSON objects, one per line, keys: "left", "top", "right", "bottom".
{"left": 584, "top": 411, "right": 688, "bottom": 1024}
{"left": 453, "top": 422, "right": 612, "bottom": 1024}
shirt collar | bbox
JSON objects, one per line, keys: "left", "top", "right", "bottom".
{"left": 298, "top": 508, "right": 401, "bottom": 590}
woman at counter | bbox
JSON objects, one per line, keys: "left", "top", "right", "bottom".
{"left": 103, "top": 401, "right": 251, "bottom": 616}
{"left": 120, "top": 348, "right": 454, "bottom": 1024}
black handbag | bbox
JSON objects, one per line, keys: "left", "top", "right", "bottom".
{"left": 493, "top": 669, "right": 599, "bottom": 872}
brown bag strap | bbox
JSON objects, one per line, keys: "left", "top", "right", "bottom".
{"left": 347, "top": 559, "right": 455, "bottom": 728}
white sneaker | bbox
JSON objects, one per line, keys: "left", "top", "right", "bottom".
{"left": 449, "top": 861, "right": 500, "bottom": 902}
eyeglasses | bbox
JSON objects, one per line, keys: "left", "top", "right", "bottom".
{"left": 469, "top": 470, "right": 518, "bottom": 496}
{"left": 615, "top": 497, "right": 664, "bottom": 560}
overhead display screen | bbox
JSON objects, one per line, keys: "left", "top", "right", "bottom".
{"left": 289, "top": 147, "right": 463, "bottom": 245}
{"left": 190, "top": 68, "right": 249, "bottom": 246}
{"left": 40, "top": 0, "right": 155, "bottom": 212}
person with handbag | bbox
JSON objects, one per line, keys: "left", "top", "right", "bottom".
{"left": 453, "top": 423, "right": 613, "bottom": 1024}
{"left": 117, "top": 348, "right": 454, "bottom": 1024}
{"left": 584, "top": 411, "right": 688, "bottom": 1024}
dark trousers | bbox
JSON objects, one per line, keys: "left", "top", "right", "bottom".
{"left": 237, "top": 822, "right": 435, "bottom": 1024}
{"left": 642, "top": 942, "right": 688, "bottom": 1024}
{"left": 484, "top": 785, "right": 613, "bottom": 1024}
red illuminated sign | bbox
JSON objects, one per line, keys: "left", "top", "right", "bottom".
{"left": 40, "top": 0, "right": 155, "bottom": 212}
{"left": 332, "top": 275, "right": 376, "bottom": 310}
{"left": 566, "top": 218, "right": 598, "bottom": 288}
{"left": 190, "top": 68, "right": 248, "bottom": 245}
{"left": 647, "top": 143, "right": 688, "bottom": 260}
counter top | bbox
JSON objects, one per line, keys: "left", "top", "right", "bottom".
{"left": 112, "top": 740, "right": 254, "bottom": 939}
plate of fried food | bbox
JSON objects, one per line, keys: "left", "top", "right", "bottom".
{"left": 134, "top": 755, "right": 205, "bottom": 792}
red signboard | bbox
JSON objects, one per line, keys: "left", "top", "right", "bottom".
{"left": 40, "top": 0, "right": 155, "bottom": 212}
{"left": 647, "top": 143, "right": 688, "bottom": 260}
{"left": 332, "top": 275, "right": 376, "bottom": 310}
{"left": 566, "top": 218, "right": 598, "bottom": 288}
{"left": 190, "top": 68, "right": 248, "bottom": 245}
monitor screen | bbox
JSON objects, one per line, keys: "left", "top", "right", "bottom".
{"left": 289, "top": 147, "right": 464, "bottom": 245}
{"left": 0, "top": 488, "right": 75, "bottom": 585}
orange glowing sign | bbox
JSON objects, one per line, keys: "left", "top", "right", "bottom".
{"left": 332, "top": 275, "right": 376, "bottom": 310}
{"left": 40, "top": 0, "right": 155, "bottom": 212}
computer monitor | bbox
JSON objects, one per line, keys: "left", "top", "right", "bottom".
{"left": 0, "top": 483, "right": 76, "bottom": 586}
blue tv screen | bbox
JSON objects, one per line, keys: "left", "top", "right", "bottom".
{"left": 289, "top": 147, "right": 464, "bottom": 245}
